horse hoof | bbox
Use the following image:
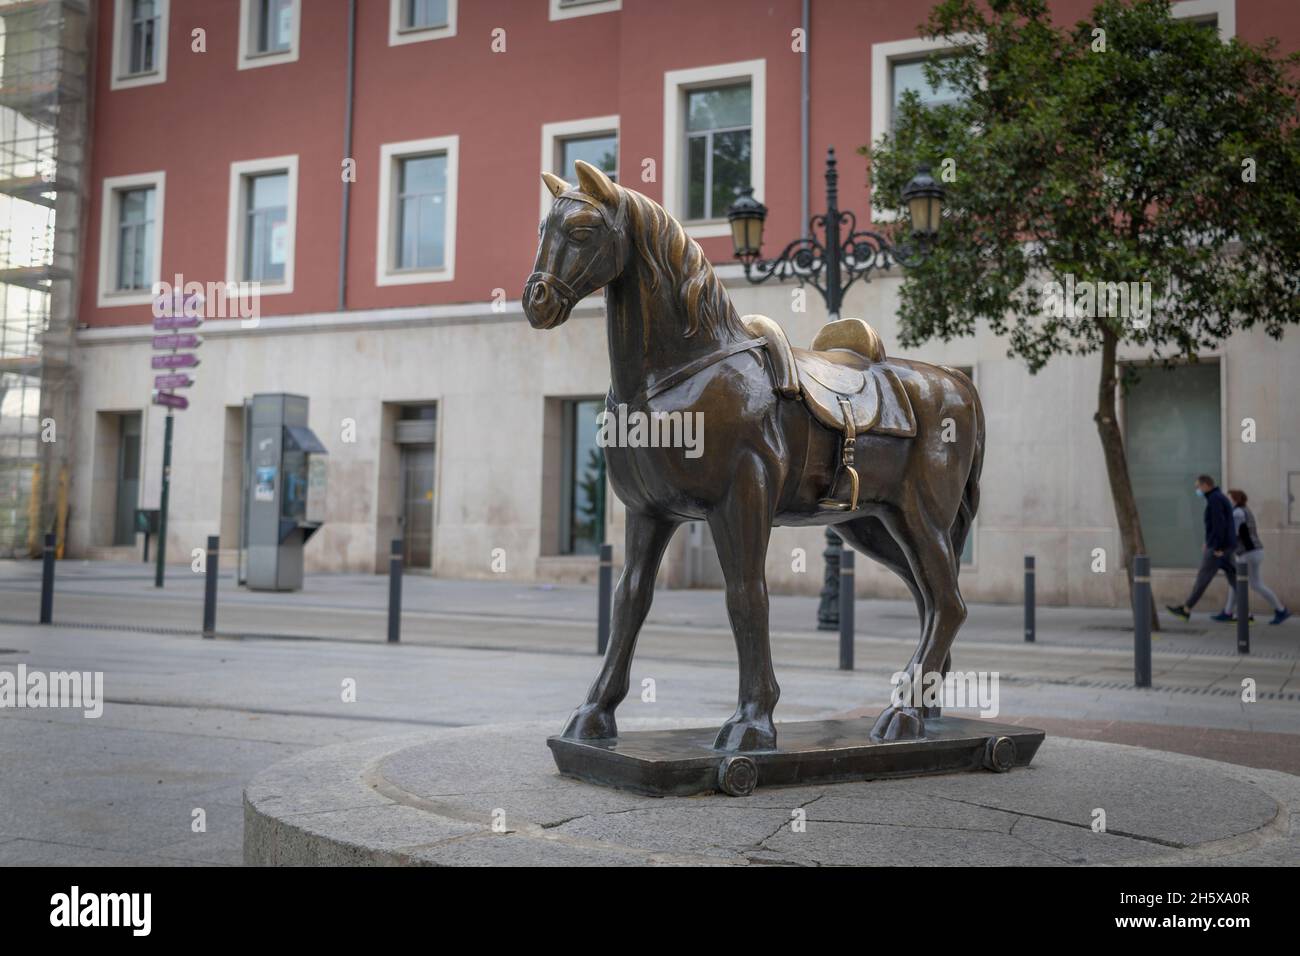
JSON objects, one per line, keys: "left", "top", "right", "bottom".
{"left": 870, "top": 705, "right": 925, "bottom": 742}
{"left": 713, "top": 718, "right": 777, "bottom": 753}
{"left": 561, "top": 705, "right": 617, "bottom": 740}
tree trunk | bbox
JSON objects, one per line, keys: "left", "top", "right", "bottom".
{"left": 1094, "top": 325, "right": 1161, "bottom": 631}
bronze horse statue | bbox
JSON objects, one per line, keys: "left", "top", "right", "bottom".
{"left": 524, "top": 161, "right": 984, "bottom": 752}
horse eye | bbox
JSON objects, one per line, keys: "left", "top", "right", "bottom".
{"left": 570, "top": 227, "right": 595, "bottom": 241}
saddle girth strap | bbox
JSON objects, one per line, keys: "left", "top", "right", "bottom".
{"left": 838, "top": 397, "right": 860, "bottom": 511}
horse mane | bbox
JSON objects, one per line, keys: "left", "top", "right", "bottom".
{"left": 618, "top": 187, "right": 748, "bottom": 340}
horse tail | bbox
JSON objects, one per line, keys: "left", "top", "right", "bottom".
{"left": 945, "top": 367, "right": 984, "bottom": 566}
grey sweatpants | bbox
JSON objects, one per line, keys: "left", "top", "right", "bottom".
{"left": 1223, "top": 549, "right": 1284, "bottom": 615}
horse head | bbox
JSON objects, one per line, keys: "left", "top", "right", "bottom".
{"left": 524, "top": 160, "right": 628, "bottom": 330}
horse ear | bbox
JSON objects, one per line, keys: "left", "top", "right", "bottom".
{"left": 542, "top": 171, "right": 570, "bottom": 198}
{"left": 574, "top": 160, "right": 619, "bottom": 207}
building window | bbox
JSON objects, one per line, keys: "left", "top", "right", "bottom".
{"left": 389, "top": 0, "right": 456, "bottom": 45}
{"left": 539, "top": 116, "right": 619, "bottom": 219}
{"left": 889, "top": 56, "right": 962, "bottom": 130}
{"left": 111, "top": 0, "right": 168, "bottom": 90}
{"left": 549, "top": 0, "right": 621, "bottom": 21}
{"left": 663, "top": 60, "right": 766, "bottom": 239}
{"left": 685, "top": 84, "right": 752, "bottom": 222}
{"left": 243, "top": 172, "right": 289, "bottom": 282}
{"left": 116, "top": 187, "right": 155, "bottom": 291}
{"left": 560, "top": 133, "right": 618, "bottom": 184}
{"left": 97, "top": 171, "right": 165, "bottom": 307}
{"left": 226, "top": 156, "right": 298, "bottom": 294}
{"left": 1124, "top": 361, "right": 1222, "bottom": 569}
{"left": 396, "top": 154, "right": 446, "bottom": 271}
{"left": 560, "top": 399, "right": 606, "bottom": 556}
{"left": 238, "top": 0, "right": 300, "bottom": 69}
{"left": 1171, "top": 0, "right": 1235, "bottom": 39}
{"left": 377, "top": 136, "right": 459, "bottom": 286}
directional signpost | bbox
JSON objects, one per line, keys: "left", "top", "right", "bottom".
{"left": 151, "top": 289, "right": 203, "bottom": 588}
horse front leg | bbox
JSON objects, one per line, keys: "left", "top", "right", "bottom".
{"left": 708, "top": 456, "right": 780, "bottom": 752}
{"left": 561, "top": 511, "right": 678, "bottom": 740}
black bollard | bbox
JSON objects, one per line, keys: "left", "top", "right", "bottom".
{"left": 388, "top": 539, "right": 402, "bottom": 644}
{"left": 1023, "top": 555, "right": 1035, "bottom": 643}
{"left": 597, "top": 543, "right": 613, "bottom": 655}
{"left": 1133, "top": 555, "right": 1151, "bottom": 687}
{"left": 839, "top": 548, "right": 854, "bottom": 670}
{"left": 202, "top": 535, "right": 219, "bottom": 639}
{"left": 39, "top": 531, "right": 54, "bottom": 624}
{"left": 1236, "top": 558, "right": 1250, "bottom": 655}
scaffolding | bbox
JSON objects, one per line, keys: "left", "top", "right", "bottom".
{"left": 0, "top": 0, "right": 89, "bottom": 556}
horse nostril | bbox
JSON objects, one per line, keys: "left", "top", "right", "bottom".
{"left": 530, "top": 283, "right": 548, "bottom": 306}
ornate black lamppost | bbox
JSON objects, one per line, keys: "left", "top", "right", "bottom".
{"left": 725, "top": 146, "right": 944, "bottom": 629}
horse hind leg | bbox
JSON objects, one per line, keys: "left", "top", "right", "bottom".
{"left": 869, "top": 498, "right": 967, "bottom": 742}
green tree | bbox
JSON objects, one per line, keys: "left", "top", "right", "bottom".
{"left": 867, "top": 0, "right": 1300, "bottom": 620}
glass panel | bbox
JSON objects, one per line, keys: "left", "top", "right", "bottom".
{"left": 891, "top": 57, "right": 963, "bottom": 128}
{"left": 116, "top": 187, "right": 154, "bottom": 290}
{"left": 129, "top": 0, "right": 158, "bottom": 74}
{"left": 710, "top": 128, "right": 751, "bottom": 221}
{"left": 396, "top": 154, "right": 446, "bottom": 270}
{"left": 564, "top": 399, "right": 606, "bottom": 555}
{"left": 686, "top": 84, "right": 751, "bottom": 132}
{"left": 258, "top": 0, "right": 293, "bottom": 53}
{"left": 244, "top": 173, "right": 288, "bottom": 282}
{"left": 1125, "top": 363, "right": 1222, "bottom": 568}
{"left": 560, "top": 134, "right": 618, "bottom": 183}
{"left": 686, "top": 134, "right": 707, "bottom": 220}
{"left": 405, "top": 0, "right": 448, "bottom": 29}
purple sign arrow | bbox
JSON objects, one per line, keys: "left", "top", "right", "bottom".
{"left": 153, "top": 333, "right": 202, "bottom": 350}
{"left": 151, "top": 352, "right": 200, "bottom": 370}
{"left": 152, "top": 390, "right": 189, "bottom": 411}
{"left": 154, "top": 373, "right": 194, "bottom": 390}
{"left": 153, "top": 314, "right": 202, "bottom": 331}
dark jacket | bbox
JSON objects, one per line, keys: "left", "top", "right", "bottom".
{"left": 1203, "top": 487, "right": 1235, "bottom": 552}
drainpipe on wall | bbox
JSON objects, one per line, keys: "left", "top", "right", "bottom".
{"left": 801, "top": 0, "right": 810, "bottom": 235}
{"left": 338, "top": 0, "right": 357, "bottom": 311}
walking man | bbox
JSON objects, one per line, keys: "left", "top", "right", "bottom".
{"left": 1167, "top": 475, "right": 1237, "bottom": 621}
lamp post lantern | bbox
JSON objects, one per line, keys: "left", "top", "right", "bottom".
{"left": 726, "top": 146, "right": 944, "bottom": 629}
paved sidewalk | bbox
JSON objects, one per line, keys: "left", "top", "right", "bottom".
{"left": 1, "top": 559, "right": 1296, "bottom": 864}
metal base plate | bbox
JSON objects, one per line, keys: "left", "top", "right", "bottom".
{"left": 548, "top": 717, "right": 1045, "bottom": 797}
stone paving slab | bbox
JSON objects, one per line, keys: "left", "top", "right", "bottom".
{"left": 244, "top": 720, "right": 1300, "bottom": 867}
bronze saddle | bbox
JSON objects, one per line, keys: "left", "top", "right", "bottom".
{"left": 742, "top": 314, "right": 917, "bottom": 511}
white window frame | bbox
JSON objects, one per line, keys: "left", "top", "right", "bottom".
{"left": 97, "top": 171, "right": 165, "bottom": 308}
{"left": 539, "top": 116, "right": 619, "bottom": 220}
{"left": 869, "top": 34, "right": 978, "bottom": 222}
{"left": 549, "top": 0, "right": 621, "bottom": 21}
{"left": 225, "top": 155, "right": 298, "bottom": 295}
{"left": 237, "top": 0, "right": 301, "bottom": 70}
{"left": 110, "top": 0, "right": 169, "bottom": 91}
{"left": 662, "top": 59, "right": 765, "bottom": 240}
{"left": 376, "top": 135, "right": 459, "bottom": 287}
{"left": 389, "top": 0, "right": 457, "bottom": 46}
{"left": 1172, "top": 0, "right": 1235, "bottom": 39}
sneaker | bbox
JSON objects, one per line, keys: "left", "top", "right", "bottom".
{"left": 1210, "top": 612, "right": 1233, "bottom": 622}
{"left": 1270, "top": 608, "right": 1292, "bottom": 626}
{"left": 1166, "top": 605, "right": 1190, "bottom": 621}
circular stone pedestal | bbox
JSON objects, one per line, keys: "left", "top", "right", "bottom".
{"left": 244, "top": 721, "right": 1299, "bottom": 866}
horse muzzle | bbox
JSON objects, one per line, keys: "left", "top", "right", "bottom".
{"left": 523, "top": 273, "right": 578, "bottom": 330}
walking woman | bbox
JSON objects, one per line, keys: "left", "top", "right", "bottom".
{"left": 1213, "top": 490, "right": 1291, "bottom": 626}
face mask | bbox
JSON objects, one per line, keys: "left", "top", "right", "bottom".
{"left": 1195, "top": 488, "right": 1205, "bottom": 498}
